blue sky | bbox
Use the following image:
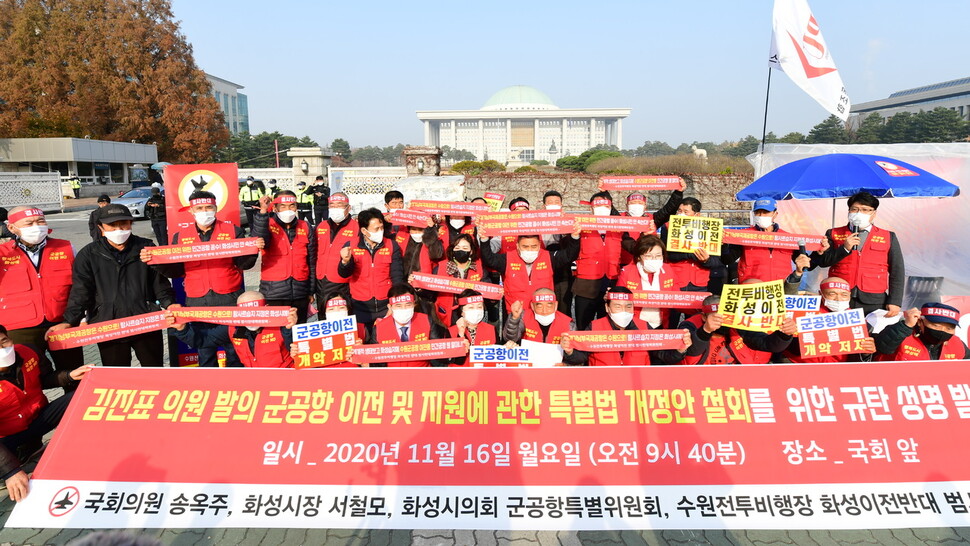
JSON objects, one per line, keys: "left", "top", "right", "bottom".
{"left": 171, "top": 0, "right": 970, "bottom": 149}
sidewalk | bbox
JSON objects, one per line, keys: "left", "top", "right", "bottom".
{"left": 60, "top": 197, "right": 100, "bottom": 213}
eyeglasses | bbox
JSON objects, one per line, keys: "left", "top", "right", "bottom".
{"left": 848, "top": 206, "right": 875, "bottom": 213}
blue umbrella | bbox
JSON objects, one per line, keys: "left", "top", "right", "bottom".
{"left": 151, "top": 161, "right": 172, "bottom": 171}
{"left": 736, "top": 153, "right": 960, "bottom": 201}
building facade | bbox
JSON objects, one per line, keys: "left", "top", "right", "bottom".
{"left": 0, "top": 138, "right": 157, "bottom": 186}
{"left": 206, "top": 73, "right": 250, "bottom": 135}
{"left": 849, "top": 76, "right": 970, "bottom": 128}
{"left": 416, "top": 86, "right": 631, "bottom": 165}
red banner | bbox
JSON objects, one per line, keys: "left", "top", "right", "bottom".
{"left": 568, "top": 330, "right": 686, "bottom": 352}
{"left": 475, "top": 210, "right": 573, "bottom": 236}
{"left": 47, "top": 312, "right": 167, "bottom": 350}
{"left": 164, "top": 163, "right": 241, "bottom": 238}
{"left": 172, "top": 307, "right": 292, "bottom": 328}
{"left": 599, "top": 175, "right": 683, "bottom": 191}
{"left": 9, "top": 362, "right": 970, "bottom": 530}
{"left": 573, "top": 214, "right": 656, "bottom": 234}
{"left": 410, "top": 200, "right": 490, "bottom": 217}
{"left": 350, "top": 338, "right": 467, "bottom": 364}
{"left": 410, "top": 272, "right": 503, "bottom": 300}
{"left": 631, "top": 290, "right": 710, "bottom": 308}
{"left": 147, "top": 238, "right": 260, "bottom": 264}
{"left": 389, "top": 209, "right": 432, "bottom": 229}
{"left": 722, "top": 230, "right": 826, "bottom": 251}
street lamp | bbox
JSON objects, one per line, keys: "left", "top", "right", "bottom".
{"left": 417, "top": 158, "right": 425, "bottom": 175}
{"left": 300, "top": 160, "right": 309, "bottom": 174}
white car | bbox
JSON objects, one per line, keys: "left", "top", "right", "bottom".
{"left": 113, "top": 187, "right": 153, "bottom": 219}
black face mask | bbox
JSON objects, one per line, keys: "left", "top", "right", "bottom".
{"left": 452, "top": 250, "right": 471, "bottom": 263}
{"left": 919, "top": 324, "right": 953, "bottom": 346}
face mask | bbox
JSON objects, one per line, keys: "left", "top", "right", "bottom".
{"left": 327, "top": 309, "right": 349, "bottom": 320}
{"left": 627, "top": 204, "right": 645, "bottom": 217}
{"left": 754, "top": 215, "right": 774, "bottom": 229}
{"left": 449, "top": 218, "right": 466, "bottom": 229}
{"left": 609, "top": 311, "right": 634, "bottom": 328}
{"left": 194, "top": 210, "right": 216, "bottom": 227}
{"left": 919, "top": 324, "right": 953, "bottom": 346}
{"left": 452, "top": 250, "right": 471, "bottom": 263}
{"left": 367, "top": 229, "right": 384, "bottom": 244}
{"left": 103, "top": 229, "right": 131, "bottom": 245}
{"left": 297, "top": 186, "right": 306, "bottom": 191}
{"left": 276, "top": 210, "right": 297, "bottom": 223}
{"left": 640, "top": 258, "right": 663, "bottom": 274}
{"left": 392, "top": 307, "right": 414, "bottom": 325}
{"left": 823, "top": 298, "right": 850, "bottom": 313}
{"left": 848, "top": 212, "right": 872, "bottom": 230}
{"left": 18, "top": 225, "right": 48, "bottom": 245}
{"left": 520, "top": 250, "right": 539, "bottom": 264}
{"left": 0, "top": 346, "right": 15, "bottom": 368}
{"left": 410, "top": 232, "right": 423, "bottom": 243}
{"left": 246, "top": 326, "right": 260, "bottom": 332}
{"left": 593, "top": 206, "right": 611, "bottom": 217}
{"left": 329, "top": 208, "right": 347, "bottom": 223}
{"left": 535, "top": 312, "right": 556, "bottom": 327}
{"left": 463, "top": 308, "right": 484, "bottom": 325}
{"left": 545, "top": 204, "right": 562, "bottom": 211}
{"left": 246, "top": 181, "right": 253, "bottom": 186}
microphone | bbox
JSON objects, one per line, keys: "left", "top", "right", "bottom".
{"left": 797, "top": 240, "right": 808, "bottom": 257}
{"left": 848, "top": 223, "right": 859, "bottom": 250}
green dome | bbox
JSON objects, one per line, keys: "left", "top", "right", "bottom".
{"left": 482, "top": 86, "right": 557, "bottom": 111}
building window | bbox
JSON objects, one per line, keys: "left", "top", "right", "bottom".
{"left": 518, "top": 150, "right": 535, "bottom": 162}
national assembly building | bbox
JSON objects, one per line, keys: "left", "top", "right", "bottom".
{"left": 416, "top": 86, "right": 631, "bottom": 165}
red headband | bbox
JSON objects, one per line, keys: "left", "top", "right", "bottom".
{"left": 238, "top": 299, "right": 266, "bottom": 308}
{"left": 459, "top": 295, "right": 484, "bottom": 305}
{"left": 533, "top": 293, "right": 556, "bottom": 303}
{"left": 326, "top": 298, "right": 348, "bottom": 309}
{"left": 626, "top": 194, "right": 646, "bottom": 203}
{"left": 8, "top": 208, "right": 44, "bottom": 224}
{"left": 510, "top": 202, "right": 529, "bottom": 211}
{"left": 190, "top": 197, "right": 216, "bottom": 207}
{"left": 922, "top": 306, "right": 959, "bottom": 320}
{"left": 329, "top": 194, "right": 349, "bottom": 204}
{"left": 606, "top": 291, "right": 631, "bottom": 301}
{"left": 389, "top": 294, "right": 415, "bottom": 305}
{"left": 592, "top": 198, "right": 612, "bottom": 207}
{"left": 820, "top": 281, "right": 851, "bottom": 292}
{"left": 273, "top": 195, "right": 297, "bottom": 205}
{"left": 703, "top": 303, "right": 720, "bottom": 313}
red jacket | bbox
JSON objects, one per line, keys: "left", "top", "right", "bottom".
{"left": 522, "top": 310, "right": 571, "bottom": 345}
{"left": 882, "top": 333, "right": 966, "bottom": 362}
{"left": 0, "top": 238, "right": 73, "bottom": 329}
{"left": 395, "top": 231, "right": 436, "bottom": 275}
{"left": 261, "top": 219, "right": 311, "bottom": 282}
{"left": 576, "top": 230, "right": 624, "bottom": 280}
{"left": 0, "top": 345, "right": 47, "bottom": 437}
{"left": 828, "top": 225, "right": 892, "bottom": 294}
{"left": 340, "top": 237, "right": 402, "bottom": 302}
{"left": 448, "top": 322, "right": 497, "bottom": 366}
{"left": 615, "top": 263, "right": 681, "bottom": 327}
{"left": 681, "top": 315, "right": 772, "bottom": 365}
{"left": 375, "top": 312, "right": 433, "bottom": 367}
{"left": 503, "top": 250, "right": 554, "bottom": 311}
{"left": 736, "top": 227, "right": 794, "bottom": 283}
{"left": 665, "top": 259, "right": 710, "bottom": 289}
{"left": 175, "top": 221, "right": 243, "bottom": 297}
{"left": 586, "top": 316, "right": 653, "bottom": 366}
{"left": 315, "top": 219, "right": 358, "bottom": 282}
{"left": 229, "top": 327, "right": 294, "bottom": 368}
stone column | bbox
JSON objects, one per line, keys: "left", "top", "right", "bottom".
{"left": 478, "top": 120, "right": 485, "bottom": 161}
{"left": 423, "top": 121, "right": 431, "bottom": 145}
{"left": 616, "top": 118, "right": 623, "bottom": 150}
{"left": 286, "top": 147, "right": 334, "bottom": 187}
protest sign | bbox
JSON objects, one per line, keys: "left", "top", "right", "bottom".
{"left": 146, "top": 238, "right": 260, "bottom": 264}
{"left": 171, "top": 307, "right": 291, "bottom": 328}
{"left": 785, "top": 294, "right": 823, "bottom": 321}
{"left": 47, "top": 312, "right": 167, "bottom": 350}
{"left": 350, "top": 338, "right": 468, "bottom": 365}
{"left": 475, "top": 210, "right": 573, "bottom": 237}
{"left": 667, "top": 215, "right": 723, "bottom": 256}
{"left": 720, "top": 280, "right": 786, "bottom": 332}
{"left": 797, "top": 309, "right": 872, "bottom": 358}
{"left": 567, "top": 330, "right": 686, "bottom": 352}
{"left": 573, "top": 215, "right": 657, "bottom": 234}
{"left": 389, "top": 209, "right": 432, "bottom": 229}
{"left": 598, "top": 175, "right": 683, "bottom": 191}
{"left": 630, "top": 291, "right": 709, "bottom": 309}
{"left": 722, "top": 230, "right": 826, "bottom": 251}
{"left": 410, "top": 200, "right": 490, "bottom": 217}
{"left": 469, "top": 345, "right": 534, "bottom": 367}
{"left": 483, "top": 192, "right": 505, "bottom": 211}
{"left": 410, "top": 273, "right": 503, "bottom": 300}
{"left": 292, "top": 316, "right": 359, "bottom": 369}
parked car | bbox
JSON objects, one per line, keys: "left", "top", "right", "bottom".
{"left": 113, "top": 187, "right": 153, "bottom": 219}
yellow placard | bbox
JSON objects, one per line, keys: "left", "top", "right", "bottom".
{"left": 667, "top": 215, "right": 723, "bottom": 256}
{"left": 719, "top": 280, "right": 786, "bottom": 332}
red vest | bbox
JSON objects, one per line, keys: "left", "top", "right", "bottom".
{"left": 586, "top": 316, "right": 652, "bottom": 366}
{"left": 448, "top": 322, "right": 497, "bottom": 367}
{"left": 736, "top": 227, "right": 794, "bottom": 283}
{"left": 681, "top": 315, "right": 772, "bottom": 365}
{"left": 315, "top": 219, "right": 359, "bottom": 282}
{"left": 343, "top": 239, "right": 398, "bottom": 302}
{"left": 0, "top": 238, "right": 74, "bottom": 329}
{"left": 176, "top": 221, "right": 243, "bottom": 297}
{"left": 619, "top": 212, "right": 657, "bottom": 266}
{"left": 433, "top": 260, "right": 485, "bottom": 326}
{"left": 229, "top": 327, "right": 294, "bottom": 368}
{"left": 522, "top": 310, "right": 571, "bottom": 345}
{"left": 439, "top": 223, "right": 476, "bottom": 251}
{"left": 396, "top": 232, "right": 435, "bottom": 275}
{"left": 615, "top": 263, "right": 680, "bottom": 327}
{"left": 884, "top": 333, "right": 965, "bottom": 362}
{"left": 261, "top": 219, "right": 311, "bottom": 282}
{"left": 828, "top": 225, "right": 892, "bottom": 294}
{"left": 665, "top": 259, "right": 710, "bottom": 289}
{"left": 503, "top": 250, "right": 554, "bottom": 311}
{"left": 0, "top": 345, "right": 47, "bottom": 437}
{"left": 576, "top": 230, "right": 623, "bottom": 280}
{"left": 375, "top": 312, "right": 432, "bottom": 367}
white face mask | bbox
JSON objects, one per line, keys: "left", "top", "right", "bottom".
{"left": 391, "top": 307, "right": 414, "bottom": 325}
{"left": 410, "top": 232, "right": 423, "bottom": 243}
{"left": 627, "top": 204, "right": 645, "bottom": 217}
{"left": 17, "top": 225, "right": 48, "bottom": 245}
{"left": 326, "top": 309, "right": 349, "bottom": 320}
{"left": 824, "top": 298, "right": 851, "bottom": 313}
{"left": 519, "top": 250, "right": 539, "bottom": 264}
{"left": 449, "top": 218, "right": 466, "bottom": 229}
{"left": 463, "top": 308, "right": 484, "bottom": 325}
{"left": 329, "top": 208, "right": 347, "bottom": 223}
{"left": 276, "top": 210, "right": 297, "bottom": 223}
{"left": 535, "top": 312, "right": 556, "bottom": 327}
{"left": 544, "top": 204, "right": 562, "bottom": 211}
{"left": 609, "top": 311, "right": 634, "bottom": 328}
{"left": 848, "top": 212, "right": 872, "bottom": 230}
{"left": 640, "top": 258, "right": 663, "bottom": 274}
{"left": 104, "top": 229, "right": 131, "bottom": 245}
{"left": 194, "top": 210, "right": 216, "bottom": 227}
{"left": 246, "top": 326, "right": 260, "bottom": 332}
{"left": 367, "top": 229, "right": 384, "bottom": 244}
{"left": 593, "top": 206, "right": 611, "bottom": 217}
{"left": 754, "top": 215, "right": 774, "bottom": 229}
{"left": 0, "top": 346, "right": 15, "bottom": 368}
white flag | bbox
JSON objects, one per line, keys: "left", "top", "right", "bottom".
{"left": 769, "top": 0, "right": 850, "bottom": 121}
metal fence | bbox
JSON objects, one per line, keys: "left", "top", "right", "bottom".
{"left": 237, "top": 168, "right": 294, "bottom": 188}
{"left": 0, "top": 173, "right": 63, "bottom": 211}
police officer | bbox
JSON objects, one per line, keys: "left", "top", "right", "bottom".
{"left": 295, "top": 181, "right": 314, "bottom": 223}
{"left": 68, "top": 173, "right": 81, "bottom": 199}
{"left": 309, "top": 176, "right": 330, "bottom": 225}
{"left": 145, "top": 184, "right": 167, "bottom": 246}
{"left": 239, "top": 176, "right": 263, "bottom": 230}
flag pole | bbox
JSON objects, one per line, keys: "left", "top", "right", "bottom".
{"left": 759, "top": 67, "right": 773, "bottom": 176}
